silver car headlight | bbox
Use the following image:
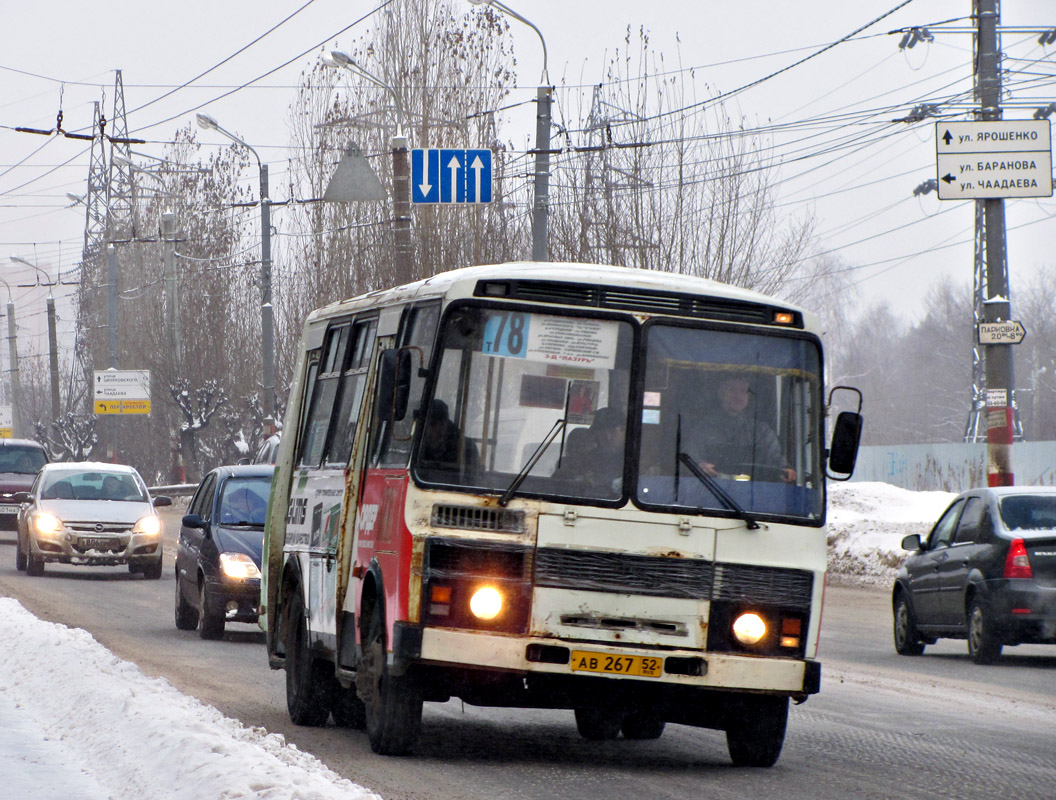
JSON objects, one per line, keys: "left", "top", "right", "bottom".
{"left": 32, "top": 512, "right": 65, "bottom": 537}
{"left": 132, "top": 514, "right": 162, "bottom": 537}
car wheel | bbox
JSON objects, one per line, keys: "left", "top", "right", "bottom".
{"left": 574, "top": 706, "right": 622, "bottom": 740}
{"left": 893, "top": 594, "right": 926, "bottom": 656}
{"left": 967, "top": 599, "right": 1003, "bottom": 664}
{"left": 620, "top": 709, "right": 665, "bottom": 740}
{"left": 26, "top": 549, "right": 45, "bottom": 577}
{"left": 726, "top": 695, "right": 788, "bottom": 768}
{"left": 142, "top": 556, "right": 163, "bottom": 580}
{"left": 285, "top": 588, "right": 332, "bottom": 726}
{"left": 15, "top": 532, "right": 26, "bottom": 572}
{"left": 174, "top": 571, "right": 199, "bottom": 630}
{"left": 359, "top": 600, "right": 422, "bottom": 754}
{"left": 197, "top": 579, "right": 225, "bottom": 640}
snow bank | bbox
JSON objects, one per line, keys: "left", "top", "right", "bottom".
{"left": 0, "top": 598, "right": 379, "bottom": 800}
{"left": 826, "top": 481, "right": 954, "bottom": 585}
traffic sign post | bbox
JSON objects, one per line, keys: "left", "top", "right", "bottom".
{"left": 935, "top": 120, "right": 1052, "bottom": 200}
{"left": 93, "top": 370, "right": 151, "bottom": 415}
{"left": 412, "top": 148, "right": 493, "bottom": 204}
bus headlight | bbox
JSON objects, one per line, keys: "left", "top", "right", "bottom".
{"left": 469, "top": 586, "right": 503, "bottom": 620}
{"left": 732, "top": 612, "right": 767, "bottom": 645}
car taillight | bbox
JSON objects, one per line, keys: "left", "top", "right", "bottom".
{"left": 1003, "top": 538, "right": 1033, "bottom": 579}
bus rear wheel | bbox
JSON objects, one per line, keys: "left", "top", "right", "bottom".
{"left": 359, "top": 602, "right": 422, "bottom": 755}
{"left": 725, "top": 695, "right": 788, "bottom": 768}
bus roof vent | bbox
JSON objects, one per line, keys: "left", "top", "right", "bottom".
{"left": 431, "top": 504, "right": 526, "bottom": 533}
{"left": 477, "top": 279, "right": 801, "bottom": 327}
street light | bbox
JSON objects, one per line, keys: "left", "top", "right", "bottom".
{"left": 322, "top": 52, "right": 414, "bottom": 285}
{"left": 468, "top": 0, "right": 552, "bottom": 261}
{"left": 9, "top": 255, "right": 60, "bottom": 423}
{"left": 0, "top": 277, "right": 22, "bottom": 437}
{"left": 196, "top": 112, "right": 275, "bottom": 422}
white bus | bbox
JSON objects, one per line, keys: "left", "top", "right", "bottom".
{"left": 261, "top": 262, "right": 862, "bottom": 766}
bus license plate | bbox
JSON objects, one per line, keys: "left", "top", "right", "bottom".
{"left": 569, "top": 650, "right": 663, "bottom": 678}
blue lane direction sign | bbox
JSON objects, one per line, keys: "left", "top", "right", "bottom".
{"left": 412, "top": 148, "right": 492, "bottom": 204}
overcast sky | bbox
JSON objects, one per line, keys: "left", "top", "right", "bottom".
{"left": 2, "top": 0, "right": 1054, "bottom": 355}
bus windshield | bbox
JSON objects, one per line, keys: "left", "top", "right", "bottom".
{"left": 415, "top": 304, "right": 823, "bottom": 522}
{"left": 416, "top": 304, "right": 633, "bottom": 503}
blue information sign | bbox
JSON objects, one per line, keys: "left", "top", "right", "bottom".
{"left": 411, "top": 148, "right": 492, "bottom": 204}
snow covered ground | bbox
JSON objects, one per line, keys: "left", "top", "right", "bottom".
{"left": 0, "top": 482, "right": 952, "bottom": 800}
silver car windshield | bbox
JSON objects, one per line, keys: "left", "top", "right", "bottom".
{"left": 41, "top": 471, "right": 147, "bottom": 502}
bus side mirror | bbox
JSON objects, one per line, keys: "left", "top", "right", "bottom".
{"left": 826, "top": 386, "right": 863, "bottom": 481}
{"left": 377, "top": 349, "right": 413, "bottom": 424}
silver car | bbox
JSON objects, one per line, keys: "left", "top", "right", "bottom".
{"left": 16, "top": 462, "right": 172, "bottom": 578}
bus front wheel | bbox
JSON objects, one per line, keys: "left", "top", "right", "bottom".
{"left": 359, "top": 602, "right": 422, "bottom": 755}
{"left": 725, "top": 695, "right": 788, "bottom": 767}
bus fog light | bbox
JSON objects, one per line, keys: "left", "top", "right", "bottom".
{"left": 732, "top": 612, "right": 767, "bottom": 645}
{"left": 469, "top": 586, "right": 503, "bottom": 620}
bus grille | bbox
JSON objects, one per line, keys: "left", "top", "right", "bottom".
{"left": 712, "top": 562, "right": 814, "bottom": 610}
{"left": 535, "top": 548, "right": 714, "bottom": 599}
{"left": 536, "top": 548, "right": 813, "bottom": 608}
{"left": 431, "top": 504, "right": 525, "bottom": 533}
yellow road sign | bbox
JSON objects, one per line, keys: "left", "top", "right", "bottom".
{"left": 94, "top": 400, "right": 151, "bottom": 415}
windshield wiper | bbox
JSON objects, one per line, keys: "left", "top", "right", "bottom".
{"left": 677, "top": 452, "right": 760, "bottom": 530}
{"left": 498, "top": 417, "right": 567, "bottom": 507}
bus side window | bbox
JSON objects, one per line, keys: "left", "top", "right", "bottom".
{"left": 297, "top": 324, "right": 350, "bottom": 469}
{"left": 326, "top": 319, "right": 378, "bottom": 466}
{"left": 373, "top": 302, "right": 440, "bottom": 468}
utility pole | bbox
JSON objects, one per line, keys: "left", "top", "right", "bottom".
{"left": 532, "top": 86, "right": 553, "bottom": 262}
{"left": 259, "top": 163, "right": 275, "bottom": 423}
{"left": 976, "top": 0, "right": 1015, "bottom": 486}
{"left": 47, "top": 295, "right": 60, "bottom": 423}
{"left": 392, "top": 134, "right": 414, "bottom": 283}
{"left": 162, "top": 212, "right": 180, "bottom": 366}
{"left": 5, "top": 299, "right": 20, "bottom": 438}
{"left": 107, "top": 244, "right": 118, "bottom": 462}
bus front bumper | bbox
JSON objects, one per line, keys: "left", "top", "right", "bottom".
{"left": 394, "top": 623, "right": 821, "bottom": 697}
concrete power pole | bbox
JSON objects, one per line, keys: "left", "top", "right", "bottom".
{"left": 976, "top": 0, "right": 1016, "bottom": 486}
{"left": 46, "top": 295, "right": 60, "bottom": 422}
{"left": 6, "top": 301, "right": 21, "bottom": 438}
{"left": 162, "top": 212, "right": 180, "bottom": 366}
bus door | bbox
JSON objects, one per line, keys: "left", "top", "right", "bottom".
{"left": 358, "top": 301, "right": 441, "bottom": 627}
{"left": 287, "top": 315, "right": 377, "bottom": 651}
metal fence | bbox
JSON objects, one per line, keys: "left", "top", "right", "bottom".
{"left": 850, "top": 442, "right": 1056, "bottom": 492}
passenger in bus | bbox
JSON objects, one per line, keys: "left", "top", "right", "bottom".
{"left": 420, "top": 399, "right": 479, "bottom": 471}
{"left": 690, "top": 374, "right": 796, "bottom": 483}
{"left": 558, "top": 406, "right": 625, "bottom": 491}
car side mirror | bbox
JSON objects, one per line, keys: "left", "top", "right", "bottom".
{"left": 901, "top": 534, "right": 922, "bottom": 552}
{"left": 182, "top": 513, "right": 206, "bottom": 530}
{"left": 153, "top": 495, "right": 173, "bottom": 507}
{"left": 14, "top": 491, "right": 30, "bottom": 504}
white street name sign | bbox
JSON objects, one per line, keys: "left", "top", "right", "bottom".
{"left": 935, "top": 120, "right": 1052, "bottom": 200}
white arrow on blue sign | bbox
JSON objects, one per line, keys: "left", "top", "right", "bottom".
{"left": 412, "top": 148, "right": 492, "bottom": 204}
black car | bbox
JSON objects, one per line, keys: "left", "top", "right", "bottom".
{"left": 175, "top": 464, "right": 274, "bottom": 639}
{"left": 0, "top": 439, "right": 48, "bottom": 531}
{"left": 893, "top": 486, "right": 1056, "bottom": 663}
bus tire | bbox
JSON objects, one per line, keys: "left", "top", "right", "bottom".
{"left": 574, "top": 706, "right": 622, "bottom": 740}
{"left": 725, "top": 695, "right": 788, "bottom": 768}
{"left": 360, "top": 602, "right": 422, "bottom": 755}
{"left": 285, "top": 588, "right": 332, "bottom": 726}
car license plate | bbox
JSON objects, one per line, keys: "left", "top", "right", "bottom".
{"left": 569, "top": 650, "right": 663, "bottom": 678}
{"left": 0, "top": 504, "right": 19, "bottom": 514}
{"left": 79, "top": 537, "right": 117, "bottom": 550}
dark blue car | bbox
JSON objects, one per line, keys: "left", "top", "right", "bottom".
{"left": 175, "top": 464, "right": 275, "bottom": 639}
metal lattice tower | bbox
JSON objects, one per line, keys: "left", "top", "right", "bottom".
{"left": 106, "top": 70, "right": 136, "bottom": 240}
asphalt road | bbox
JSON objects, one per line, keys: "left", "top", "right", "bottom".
{"left": 1, "top": 515, "right": 1054, "bottom": 800}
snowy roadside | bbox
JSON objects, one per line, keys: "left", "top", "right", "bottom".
{"left": 0, "top": 597, "right": 381, "bottom": 800}
{"left": 0, "top": 481, "right": 951, "bottom": 799}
